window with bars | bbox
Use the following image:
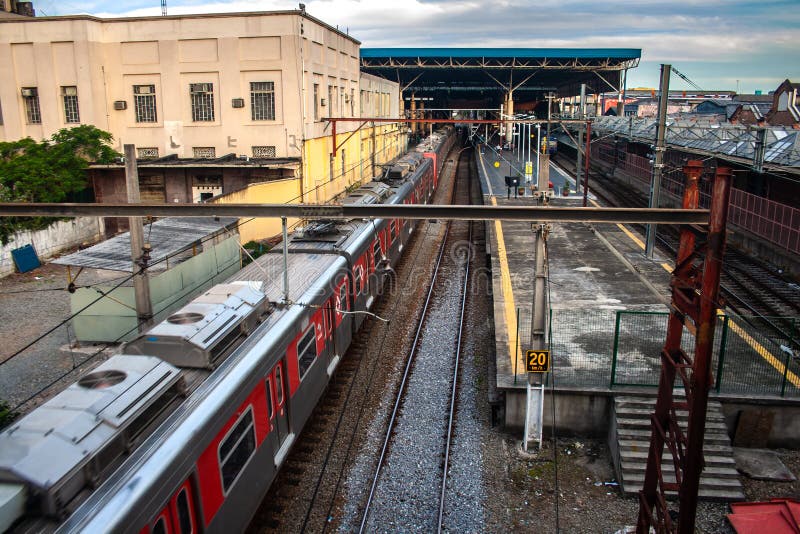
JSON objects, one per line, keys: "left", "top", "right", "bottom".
{"left": 250, "top": 81, "right": 275, "bottom": 121}
{"left": 190, "top": 83, "right": 215, "bottom": 122}
{"left": 137, "top": 147, "right": 159, "bottom": 159}
{"left": 22, "top": 87, "right": 41, "bottom": 124}
{"left": 252, "top": 146, "right": 276, "bottom": 158}
{"left": 193, "top": 147, "right": 216, "bottom": 158}
{"left": 134, "top": 85, "right": 157, "bottom": 123}
{"left": 61, "top": 86, "right": 80, "bottom": 123}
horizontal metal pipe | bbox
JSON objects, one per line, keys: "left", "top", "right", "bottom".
{"left": 0, "top": 203, "right": 709, "bottom": 224}
{"left": 324, "top": 117, "right": 591, "bottom": 125}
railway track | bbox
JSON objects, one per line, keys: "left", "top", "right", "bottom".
{"left": 553, "top": 149, "right": 800, "bottom": 350}
{"left": 358, "top": 147, "right": 474, "bottom": 533}
{"left": 247, "top": 141, "right": 470, "bottom": 533}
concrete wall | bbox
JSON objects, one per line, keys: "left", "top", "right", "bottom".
{"left": 720, "top": 400, "right": 800, "bottom": 449}
{"left": 0, "top": 217, "right": 103, "bottom": 277}
{"left": 504, "top": 388, "right": 613, "bottom": 437}
{"left": 210, "top": 178, "right": 302, "bottom": 243}
{"left": 504, "top": 386, "right": 800, "bottom": 449}
{"left": 71, "top": 235, "right": 240, "bottom": 342}
{"left": 0, "top": 11, "right": 367, "bottom": 158}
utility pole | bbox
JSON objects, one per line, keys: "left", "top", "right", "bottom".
{"left": 124, "top": 144, "right": 153, "bottom": 331}
{"left": 575, "top": 83, "right": 586, "bottom": 195}
{"left": 645, "top": 64, "right": 671, "bottom": 259}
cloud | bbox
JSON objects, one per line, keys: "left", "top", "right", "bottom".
{"left": 46, "top": 0, "right": 800, "bottom": 93}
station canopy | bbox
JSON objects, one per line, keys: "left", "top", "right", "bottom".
{"left": 360, "top": 47, "right": 641, "bottom": 110}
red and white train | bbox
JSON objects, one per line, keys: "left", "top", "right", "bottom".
{"left": 0, "top": 128, "right": 458, "bottom": 533}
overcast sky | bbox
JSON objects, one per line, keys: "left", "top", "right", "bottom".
{"left": 36, "top": 0, "right": 799, "bottom": 94}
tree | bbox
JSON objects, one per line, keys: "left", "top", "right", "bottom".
{"left": 0, "top": 125, "right": 119, "bottom": 244}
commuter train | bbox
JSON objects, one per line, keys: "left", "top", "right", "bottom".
{"left": 0, "top": 128, "right": 458, "bottom": 533}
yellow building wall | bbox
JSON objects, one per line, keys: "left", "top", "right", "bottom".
{"left": 211, "top": 178, "right": 302, "bottom": 243}
{"left": 302, "top": 124, "right": 407, "bottom": 203}
{"left": 212, "top": 124, "right": 407, "bottom": 243}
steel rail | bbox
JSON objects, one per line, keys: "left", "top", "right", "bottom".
{"left": 436, "top": 165, "right": 473, "bottom": 534}
{"left": 0, "top": 203, "right": 709, "bottom": 224}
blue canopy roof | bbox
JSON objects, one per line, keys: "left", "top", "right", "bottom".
{"left": 361, "top": 47, "right": 641, "bottom": 60}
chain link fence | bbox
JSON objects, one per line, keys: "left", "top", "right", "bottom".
{"left": 545, "top": 308, "right": 800, "bottom": 397}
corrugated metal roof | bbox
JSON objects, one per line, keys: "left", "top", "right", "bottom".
{"left": 592, "top": 116, "right": 800, "bottom": 168}
{"left": 361, "top": 47, "right": 641, "bottom": 59}
{"left": 53, "top": 217, "right": 238, "bottom": 272}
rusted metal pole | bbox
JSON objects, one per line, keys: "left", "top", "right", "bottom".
{"left": 124, "top": 144, "right": 153, "bottom": 331}
{"left": 678, "top": 166, "right": 732, "bottom": 533}
{"left": 583, "top": 120, "right": 592, "bottom": 207}
{"left": 637, "top": 160, "right": 703, "bottom": 534}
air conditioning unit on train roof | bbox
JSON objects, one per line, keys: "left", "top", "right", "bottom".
{"left": 0, "top": 355, "right": 184, "bottom": 517}
{"left": 123, "top": 283, "right": 269, "bottom": 369}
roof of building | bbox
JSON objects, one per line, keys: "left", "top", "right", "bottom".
{"left": 593, "top": 116, "right": 800, "bottom": 170}
{"left": 90, "top": 154, "right": 301, "bottom": 169}
{"left": 0, "top": 10, "right": 360, "bottom": 43}
{"left": 53, "top": 217, "right": 238, "bottom": 272}
{"left": 361, "top": 47, "right": 641, "bottom": 59}
{"left": 733, "top": 94, "right": 774, "bottom": 103}
{"left": 360, "top": 47, "right": 640, "bottom": 101}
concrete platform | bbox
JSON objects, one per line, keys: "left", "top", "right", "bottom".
{"left": 475, "top": 146, "right": 671, "bottom": 401}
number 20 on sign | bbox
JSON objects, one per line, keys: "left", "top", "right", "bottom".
{"left": 526, "top": 350, "right": 550, "bottom": 373}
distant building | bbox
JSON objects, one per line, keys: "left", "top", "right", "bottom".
{"left": 1, "top": 0, "right": 34, "bottom": 17}
{"left": 0, "top": 9, "right": 406, "bottom": 219}
{"left": 765, "top": 79, "right": 800, "bottom": 127}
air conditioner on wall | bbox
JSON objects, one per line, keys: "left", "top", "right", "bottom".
{"left": 20, "top": 88, "right": 37, "bottom": 97}
{"left": 191, "top": 83, "right": 212, "bottom": 93}
{"left": 62, "top": 86, "right": 77, "bottom": 96}
{"left": 231, "top": 98, "right": 245, "bottom": 108}
{"left": 320, "top": 98, "right": 327, "bottom": 107}
{"left": 113, "top": 100, "right": 128, "bottom": 110}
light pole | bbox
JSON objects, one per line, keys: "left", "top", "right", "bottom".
{"left": 535, "top": 123, "right": 541, "bottom": 187}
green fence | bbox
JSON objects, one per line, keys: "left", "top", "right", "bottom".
{"left": 547, "top": 308, "right": 800, "bottom": 398}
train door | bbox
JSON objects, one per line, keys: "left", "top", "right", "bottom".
{"left": 273, "top": 362, "right": 289, "bottom": 448}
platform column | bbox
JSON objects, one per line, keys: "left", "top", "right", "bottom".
{"left": 410, "top": 93, "right": 417, "bottom": 135}
{"left": 505, "top": 91, "right": 514, "bottom": 147}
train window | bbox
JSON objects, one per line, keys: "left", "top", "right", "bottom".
{"left": 265, "top": 378, "right": 274, "bottom": 419}
{"left": 355, "top": 265, "right": 364, "bottom": 293}
{"left": 297, "top": 327, "right": 317, "bottom": 379}
{"left": 275, "top": 364, "right": 284, "bottom": 404}
{"left": 152, "top": 516, "right": 168, "bottom": 534}
{"left": 337, "top": 288, "right": 347, "bottom": 314}
{"left": 176, "top": 488, "right": 194, "bottom": 534}
{"left": 218, "top": 407, "right": 256, "bottom": 494}
{"left": 373, "top": 240, "right": 382, "bottom": 263}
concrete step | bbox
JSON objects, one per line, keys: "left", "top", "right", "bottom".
{"left": 622, "top": 484, "right": 745, "bottom": 502}
{"left": 616, "top": 427, "right": 731, "bottom": 444}
{"left": 615, "top": 417, "right": 729, "bottom": 433}
{"left": 620, "top": 449, "right": 736, "bottom": 466}
{"left": 618, "top": 439, "right": 733, "bottom": 455}
{"left": 622, "top": 472, "right": 742, "bottom": 493}
{"left": 620, "top": 462, "right": 740, "bottom": 479}
{"left": 615, "top": 395, "right": 722, "bottom": 408}
{"left": 614, "top": 406, "right": 725, "bottom": 422}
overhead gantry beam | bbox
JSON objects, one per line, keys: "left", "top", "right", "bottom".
{"left": 0, "top": 203, "right": 709, "bottom": 225}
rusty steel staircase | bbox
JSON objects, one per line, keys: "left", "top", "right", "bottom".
{"left": 636, "top": 161, "right": 735, "bottom": 533}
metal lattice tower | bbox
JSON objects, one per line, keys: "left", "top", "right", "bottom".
{"left": 161, "top": 0, "right": 167, "bottom": 16}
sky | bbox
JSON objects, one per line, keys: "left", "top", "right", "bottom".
{"left": 35, "top": 0, "right": 800, "bottom": 94}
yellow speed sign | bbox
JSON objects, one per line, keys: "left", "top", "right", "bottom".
{"left": 526, "top": 350, "right": 550, "bottom": 373}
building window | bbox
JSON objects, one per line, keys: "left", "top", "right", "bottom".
{"left": 61, "top": 86, "right": 80, "bottom": 123}
{"left": 193, "top": 147, "right": 216, "bottom": 159}
{"left": 218, "top": 407, "right": 256, "bottom": 494}
{"left": 134, "top": 85, "right": 157, "bottom": 123}
{"left": 313, "top": 83, "right": 319, "bottom": 121}
{"left": 328, "top": 85, "right": 334, "bottom": 117}
{"left": 190, "top": 83, "right": 215, "bottom": 122}
{"left": 350, "top": 88, "right": 355, "bottom": 116}
{"left": 297, "top": 326, "right": 317, "bottom": 379}
{"left": 21, "top": 87, "right": 41, "bottom": 124}
{"left": 252, "top": 145, "right": 276, "bottom": 158}
{"left": 340, "top": 87, "right": 345, "bottom": 116}
{"left": 137, "top": 147, "right": 159, "bottom": 159}
{"left": 250, "top": 81, "right": 275, "bottom": 121}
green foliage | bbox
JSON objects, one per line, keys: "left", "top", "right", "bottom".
{"left": 0, "top": 400, "right": 16, "bottom": 430}
{"left": 0, "top": 125, "right": 119, "bottom": 245}
{"left": 241, "top": 240, "right": 269, "bottom": 266}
